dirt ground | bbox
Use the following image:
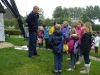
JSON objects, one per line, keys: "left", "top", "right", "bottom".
{"left": 0, "top": 42, "right": 13, "bottom": 48}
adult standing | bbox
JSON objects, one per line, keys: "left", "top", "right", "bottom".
{"left": 26, "top": 6, "right": 39, "bottom": 58}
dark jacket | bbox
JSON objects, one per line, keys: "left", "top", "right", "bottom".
{"left": 26, "top": 11, "right": 39, "bottom": 32}
{"left": 80, "top": 32, "right": 92, "bottom": 54}
{"left": 48, "top": 30, "right": 68, "bottom": 54}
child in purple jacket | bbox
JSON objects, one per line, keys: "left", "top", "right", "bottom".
{"left": 61, "top": 21, "right": 70, "bottom": 39}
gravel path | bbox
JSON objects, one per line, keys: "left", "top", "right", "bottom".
{"left": 0, "top": 42, "right": 13, "bottom": 48}
{"left": 90, "top": 56, "right": 100, "bottom": 62}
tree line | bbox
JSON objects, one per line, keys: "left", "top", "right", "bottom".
{"left": 39, "top": 5, "right": 100, "bottom": 26}
{"left": 53, "top": 6, "right": 100, "bottom": 23}
{"left": 4, "top": 6, "right": 100, "bottom": 30}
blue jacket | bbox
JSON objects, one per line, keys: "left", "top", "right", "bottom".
{"left": 43, "top": 27, "right": 49, "bottom": 39}
{"left": 48, "top": 30, "right": 68, "bottom": 54}
{"left": 26, "top": 11, "right": 39, "bottom": 32}
{"left": 61, "top": 26, "right": 70, "bottom": 38}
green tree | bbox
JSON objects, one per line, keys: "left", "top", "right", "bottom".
{"left": 22, "top": 17, "right": 26, "bottom": 24}
{"left": 38, "top": 8, "right": 44, "bottom": 26}
{"left": 53, "top": 6, "right": 85, "bottom": 19}
{"left": 68, "top": 7, "right": 85, "bottom": 19}
{"left": 4, "top": 19, "right": 11, "bottom": 27}
{"left": 85, "top": 6, "right": 94, "bottom": 20}
{"left": 52, "top": 6, "right": 63, "bottom": 18}
{"left": 38, "top": 19, "right": 43, "bottom": 26}
{"left": 10, "top": 19, "right": 14, "bottom": 27}
{"left": 62, "top": 7, "right": 69, "bottom": 18}
{"left": 93, "top": 6, "right": 100, "bottom": 21}
{"left": 39, "top": 8, "right": 44, "bottom": 20}
{"left": 14, "top": 19, "right": 19, "bottom": 29}
{"left": 43, "top": 18, "right": 53, "bottom": 26}
{"left": 79, "top": 13, "right": 93, "bottom": 24}
{"left": 54, "top": 17, "right": 71, "bottom": 25}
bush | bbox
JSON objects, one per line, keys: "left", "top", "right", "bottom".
{"left": 92, "top": 24, "right": 100, "bottom": 31}
{"left": 5, "top": 29, "right": 21, "bottom": 35}
{"left": 93, "top": 31, "right": 96, "bottom": 34}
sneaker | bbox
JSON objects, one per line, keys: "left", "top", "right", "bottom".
{"left": 76, "top": 61, "right": 81, "bottom": 65}
{"left": 66, "top": 68, "right": 73, "bottom": 71}
{"left": 66, "top": 58, "right": 70, "bottom": 61}
{"left": 37, "top": 47, "right": 39, "bottom": 49}
{"left": 69, "top": 65, "right": 75, "bottom": 68}
{"left": 51, "top": 71, "right": 58, "bottom": 75}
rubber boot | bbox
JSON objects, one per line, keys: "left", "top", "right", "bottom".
{"left": 76, "top": 56, "right": 82, "bottom": 65}
{"left": 80, "top": 64, "right": 90, "bottom": 74}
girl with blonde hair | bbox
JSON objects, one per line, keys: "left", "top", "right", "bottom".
{"left": 80, "top": 22, "right": 92, "bottom": 74}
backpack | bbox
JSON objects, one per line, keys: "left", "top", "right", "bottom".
{"left": 68, "top": 38, "right": 75, "bottom": 53}
{"left": 53, "top": 35, "right": 64, "bottom": 54}
{"left": 63, "top": 40, "right": 68, "bottom": 52}
{"left": 73, "top": 40, "right": 80, "bottom": 54}
{"left": 68, "top": 38, "right": 80, "bottom": 54}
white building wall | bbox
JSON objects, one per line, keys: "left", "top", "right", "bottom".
{"left": 0, "top": 13, "right": 5, "bottom": 41}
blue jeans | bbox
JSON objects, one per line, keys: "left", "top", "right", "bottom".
{"left": 28, "top": 32, "right": 37, "bottom": 57}
{"left": 54, "top": 54, "right": 63, "bottom": 72}
{"left": 83, "top": 51, "right": 90, "bottom": 64}
{"left": 70, "top": 52, "right": 76, "bottom": 68}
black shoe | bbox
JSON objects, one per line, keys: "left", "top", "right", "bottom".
{"left": 58, "top": 72, "right": 62, "bottom": 74}
{"left": 35, "top": 54, "right": 40, "bottom": 56}
{"left": 51, "top": 71, "right": 58, "bottom": 75}
{"left": 29, "top": 56, "right": 35, "bottom": 58}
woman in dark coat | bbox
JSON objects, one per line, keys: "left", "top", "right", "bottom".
{"left": 80, "top": 22, "right": 92, "bottom": 74}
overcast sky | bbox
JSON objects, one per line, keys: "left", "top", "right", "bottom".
{"left": 1, "top": 0, "right": 100, "bottom": 19}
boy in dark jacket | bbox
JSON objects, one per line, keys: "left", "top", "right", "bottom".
{"left": 48, "top": 24, "right": 68, "bottom": 75}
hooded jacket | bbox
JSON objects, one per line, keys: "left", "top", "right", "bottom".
{"left": 48, "top": 30, "right": 68, "bottom": 54}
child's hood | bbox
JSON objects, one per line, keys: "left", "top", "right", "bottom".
{"left": 53, "top": 30, "right": 63, "bottom": 36}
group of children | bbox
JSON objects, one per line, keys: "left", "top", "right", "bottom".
{"left": 37, "top": 25, "right": 50, "bottom": 49}
{"left": 36, "top": 21, "right": 100, "bottom": 75}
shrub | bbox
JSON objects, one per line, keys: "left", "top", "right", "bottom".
{"left": 5, "top": 29, "right": 21, "bottom": 35}
{"left": 92, "top": 25, "right": 100, "bottom": 31}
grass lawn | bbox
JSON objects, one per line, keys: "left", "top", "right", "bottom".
{"left": 0, "top": 47, "right": 100, "bottom": 75}
{"left": 6, "top": 35, "right": 28, "bottom": 46}
{"left": 5, "top": 35, "right": 100, "bottom": 58}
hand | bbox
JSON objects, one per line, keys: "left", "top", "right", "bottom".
{"left": 32, "top": 26, "right": 36, "bottom": 28}
{"left": 37, "top": 13, "right": 39, "bottom": 15}
{"left": 71, "top": 34, "right": 79, "bottom": 38}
